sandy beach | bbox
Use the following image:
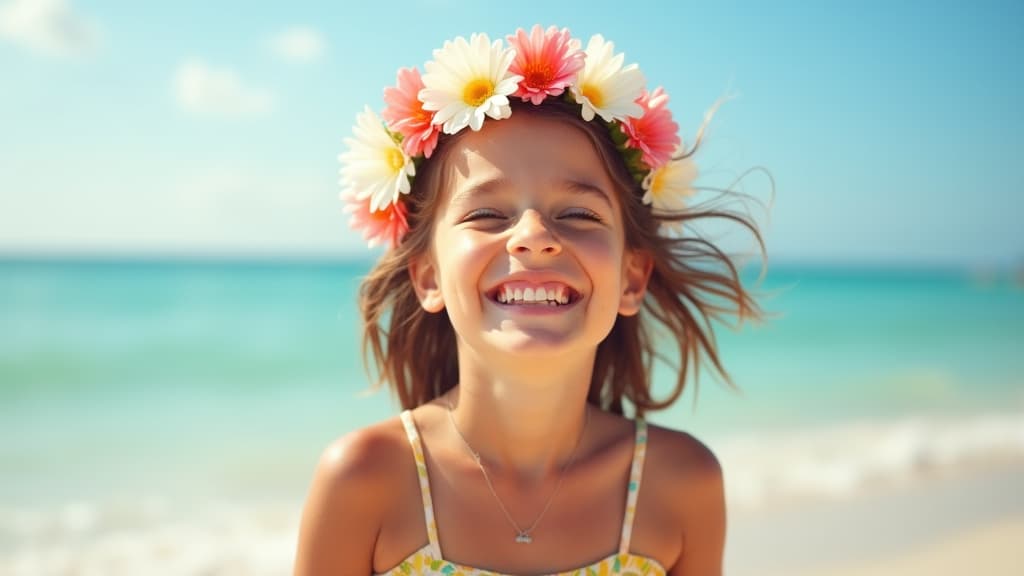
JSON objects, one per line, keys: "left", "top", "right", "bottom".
{"left": 727, "top": 462, "right": 1024, "bottom": 576}
{"left": 807, "top": 519, "right": 1024, "bottom": 576}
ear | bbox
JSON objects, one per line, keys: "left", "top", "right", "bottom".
{"left": 618, "top": 249, "right": 653, "bottom": 317}
{"left": 408, "top": 253, "right": 446, "bottom": 313}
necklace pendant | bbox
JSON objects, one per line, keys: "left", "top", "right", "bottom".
{"left": 515, "top": 532, "right": 533, "bottom": 544}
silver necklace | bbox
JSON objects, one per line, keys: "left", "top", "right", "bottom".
{"left": 445, "top": 399, "right": 590, "bottom": 544}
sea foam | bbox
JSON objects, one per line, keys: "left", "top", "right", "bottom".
{"left": 715, "top": 410, "right": 1024, "bottom": 509}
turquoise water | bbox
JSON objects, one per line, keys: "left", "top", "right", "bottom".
{"left": 1, "top": 259, "right": 1022, "bottom": 507}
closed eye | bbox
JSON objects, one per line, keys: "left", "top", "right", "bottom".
{"left": 461, "top": 208, "right": 507, "bottom": 222}
{"left": 559, "top": 208, "right": 605, "bottom": 223}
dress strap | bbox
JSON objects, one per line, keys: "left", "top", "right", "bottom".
{"left": 619, "top": 418, "right": 649, "bottom": 555}
{"left": 399, "top": 410, "right": 443, "bottom": 558}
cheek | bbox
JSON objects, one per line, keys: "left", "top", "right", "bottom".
{"left": 575, "top": 229, "right": 625, "bottom": 264}
{"left": 447, "top": 232, "right": 492, "bottom": 271}
{"left": 576, "top": 233, "right": 628, "bottom": 296}
{"left": 435, "top": 230, "right": 493, "bottom": 291}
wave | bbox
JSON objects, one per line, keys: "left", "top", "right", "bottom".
{"left": 0, "top": 500, "right": 300, "bottom": 576}
{"left": 714, "top": 410, "right": 1024, "bottom": 510}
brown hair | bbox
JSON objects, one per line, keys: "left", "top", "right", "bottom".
{"left": 359, "top": 99, "right": 765, "bottom": 416}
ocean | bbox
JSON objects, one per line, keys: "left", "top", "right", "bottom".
{"left": 1, "top": 258, "right": 1022, "bottom": 574}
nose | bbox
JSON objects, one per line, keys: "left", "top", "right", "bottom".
{"left": 507, "top": 209, "right": 562, "bottom": 256}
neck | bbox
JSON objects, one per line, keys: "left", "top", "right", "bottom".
{"left": 447, "top": 347, "right": 594, "bottom": 482}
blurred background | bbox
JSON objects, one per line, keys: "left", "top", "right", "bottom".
{"left": 1, "top": 1, "right": 1022, "bottom": 575}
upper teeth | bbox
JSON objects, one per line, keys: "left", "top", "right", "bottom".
{"left": 497, "top": 285, "right": 570, "bottom": 305}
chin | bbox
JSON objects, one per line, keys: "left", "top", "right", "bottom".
{"left": 481, "top": 325, "right": 600, "bottom": 359}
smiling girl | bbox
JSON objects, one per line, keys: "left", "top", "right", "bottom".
{"left": 295, "top": 26, "right": 763, "bottom": 576}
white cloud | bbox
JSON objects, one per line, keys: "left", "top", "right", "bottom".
{"left": 0, "top": 0, "right": 101, "bottom": 56}
{"left": 269, "top": 26, "right": 326, "bottom": 63}
{"left": 174, "top": 59, "right": 273, "bottom": 116}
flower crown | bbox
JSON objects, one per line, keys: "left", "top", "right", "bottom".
{"left": 340, "top": 25, "right": 698, "bottom": 249}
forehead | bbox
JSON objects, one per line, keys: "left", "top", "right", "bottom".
{"left": 441, "top": 112, "right": 617, "bottom": 197}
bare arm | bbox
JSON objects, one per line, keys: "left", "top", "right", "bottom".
{"left": 294, "top": 429, "right": 395, "bottom": 576}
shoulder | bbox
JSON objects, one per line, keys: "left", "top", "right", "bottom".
{"left": 303, "top": 416, "right": 412, "bottom": 514}
{"left": 644, "top": 422, "right": 723, "bottom": 487}
{"left": 643, "top": 422, "right": 726, "bottom": 575}
{"left": 294, "top": 416, "right": 411, "bottom": 576}
{"left": 318, "top": 416, "right": 411, "bottom": 487}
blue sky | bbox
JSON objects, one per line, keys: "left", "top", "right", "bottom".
{"left": 0, "top": 0, "right": 1021, "bottom": 265}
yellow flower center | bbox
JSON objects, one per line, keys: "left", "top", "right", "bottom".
{"left": 462, "top": 78, "right": 495, "bottom": 107}
{"left": 649, "top": 168, "right": 666, "bottom": 197}
{"left": 582, "top": 83, "right": 603, "bottom": 107}
{"left": 385, "top": 147, "right": 405, "bottom": 173}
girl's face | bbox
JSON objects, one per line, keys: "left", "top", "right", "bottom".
{"left": 410, "top": 112, "right": 651, "bottom": 361}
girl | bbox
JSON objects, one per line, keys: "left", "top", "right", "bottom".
{"left": 296, "top": 26, "right": 762, "bottom": 576}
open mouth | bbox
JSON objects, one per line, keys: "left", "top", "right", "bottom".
{"left": 488, "top": 282, "right": 581, "bottom": 307}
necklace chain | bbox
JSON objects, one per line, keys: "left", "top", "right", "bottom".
{"left": 445, "top": 398, "right": 590, "bottom": 544}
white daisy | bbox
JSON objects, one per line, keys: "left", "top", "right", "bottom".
{"left": 419, "top": 33, "right": 523, "bottom": 134}
{"left": 570, "top": 34, "right": 646, "bottom": 123}
{"left": 642, "top": 153, "right": 698, "bottom": 219}
{"left": 339, "top": 106, "right": 416, "bottom": 213}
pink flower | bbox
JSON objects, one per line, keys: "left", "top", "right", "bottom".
{"left": 622, "top": 87, "right": 680, "bottom": 169}
{"left": 344, "top": 192, "right": 410, "bottom": 249}
{"left": 382, "top": 67, "right": 441, "bottom": 158}
{"left": 506, "top": 25, "right": 585, "bottom": 105}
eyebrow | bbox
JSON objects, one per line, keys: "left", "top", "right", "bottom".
{"left": 563, "top": 179, "right": 614, "bottom": 208}
{"left": 449, "top": 177, "right": 614, "bottom": 208}
{"left": 450, "top": 177, "right": 511, "bottom": 205}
